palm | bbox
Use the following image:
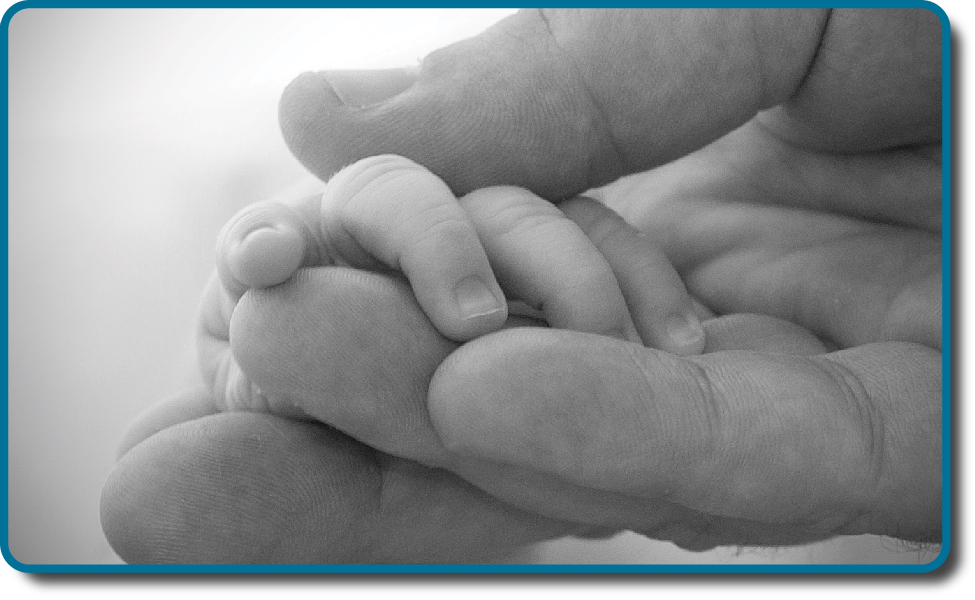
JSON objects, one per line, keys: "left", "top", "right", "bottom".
{"left": 597, "top": 117, "right": 942, "bottom": 352}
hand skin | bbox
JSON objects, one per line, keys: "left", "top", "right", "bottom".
{"left": 101, "top": 8, "right": 943, "bottom": 562}
{"left": 104, "top": 266, "right": 829, "bottom": 563}
{"left": 205, "top": 161, "right": 704, "bottom": 416}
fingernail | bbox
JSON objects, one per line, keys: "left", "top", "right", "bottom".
{"left": 318, "top": 68, "right": 417, "bottom": 108}
{"left": 454, "top": 276, "right": 504, "bottom": 320}
{"left": 666, "top": 312, "right": 705, "bottom": 355}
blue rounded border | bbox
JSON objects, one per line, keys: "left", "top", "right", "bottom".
{"left": 1, "top": 0, "right": 952, "bottom": 574}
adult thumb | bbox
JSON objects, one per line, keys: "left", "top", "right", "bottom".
{"left": 279, "top": 8, "right": 827, "bottom": 199}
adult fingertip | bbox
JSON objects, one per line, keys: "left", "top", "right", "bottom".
{"left": 278, "top": 70, "right": 421, "bottom": 182}
{"left": 101, "top": 413, "right": 380, "bottom": 564}
{"left": 114, "top": 389, "right": 217, "bottom": 460}
{"left": 278, "top": 11, "right": 616, "bottom": 196}
{"left": 278, "top": 71, "right": 349, "bottom": 180}
{"left": 428, "top": 328, "right": 617, "bottom": 468}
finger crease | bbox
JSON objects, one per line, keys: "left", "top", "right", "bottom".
{"left": 814, "top": 356, "right": 886, "bottom": 506}
{"left": 536, "top": 8, "right": 628, "bottom": 181}
{"left": 684, "top": 359, "right": 724, "bottom": 464}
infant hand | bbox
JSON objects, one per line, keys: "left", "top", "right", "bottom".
{"left": 216, "top": 155, "right": 510, "bottom": 341}
{"left": 202, "top": 154, "right": 707, "bottom": 413}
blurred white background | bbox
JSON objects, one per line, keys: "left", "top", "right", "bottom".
{"left": 6, "top": 8, "right": 941, "bottom": 566}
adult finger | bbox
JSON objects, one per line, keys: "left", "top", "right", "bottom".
{"left": 595, "top": 118, "right": 942, "bottom": 240}
{"left": 280, "top": 8, "right": 830, "bottom": 198}
{"left": 282, "top": 9, "right": 940, "bottom": 198}
{"left": 229, "top": 267, "right": 850, "bottom": 548}
{"left": 428, "top": 328, "right": 942, "bottom": 545}
{"left": 101, "top": 411, "right": 576, "bottom": 563}
{"left": 115, "top": 388, "right": 218, "bottom": 460}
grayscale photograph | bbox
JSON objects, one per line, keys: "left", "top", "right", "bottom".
{"left": 6, "top": 7, "right": 945, "bottom": 567}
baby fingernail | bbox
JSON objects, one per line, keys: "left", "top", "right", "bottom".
{"left": 666, "top": 312, "right": 705, "bottom": 355}
{"left": 454, "top": 276, "right": 504, "bottom": 320}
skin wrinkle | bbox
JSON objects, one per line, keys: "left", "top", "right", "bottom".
{"left": 569, "top": 201, "right": 633, "bottom": 252}
{"left": 685, "top": 247, "right": 805, "bottom": 335}
{"left": 479, "top": 199, "right": 565, "bottom": 241}
{"left": 739, "top": 121, "right": 940, "bottom": 232}
{"left": 838, "top": 343, "right": 940, "bottom": 542}
{"left": 686, "top": 216, "right": 934, "bottom": 351}
{"left": 746, "top": 11, "right": 770, "bottom": 105}
{"left": 784, "top": 242, "right": 848, "bottom": 344}
{"left": 602, "top": 344, "right": 895, "bottom": 531}
{"left": 799, "top": 240, "right": 883, "bottom": 346}
{"left": 463, "top": 194, "right": 630, "bottom": 333}
{"left": 859, "top": 230, "right": 939, "bottom": 346}
{"left": 781, "top": 9, "right": 834, "bottom": 106}
{"left": 401, "top": 212, "right": 476, "bottom": 265}
{"left": 680, "top": 355, "right": 725, "bottom": 483}
{"left": 724, "top": 124, "right": 839, "bottom": 214}
{"left": 333, "top": 164, "right": 426, "bottom": 264}
{"left": 615, "top": 343, "right": 722, "bottom": 494}
{"left": 691, "top": 356, "right": 790, "bottom": 519}
{"left": 880, "top": 250, "right": 941, "bottom": 348}
{"left": 362, "top": 447, "right": 391, "bottom": 560}
{"left": 776, "top": 10, "right": 941, "bottom": 151}
{"left": 414, "top": 19, "right": 591, "bottom": 198}
{"left": 810, "top": 354, "right": 886, "bottom": 527}
{"left": 536, "top": 9, "right": 628, "bottom": 186}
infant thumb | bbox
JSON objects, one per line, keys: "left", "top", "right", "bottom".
{"left": 279, "top": 9, "right": 826, "bottom": 199}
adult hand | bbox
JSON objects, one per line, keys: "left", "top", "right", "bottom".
{"left": 102, "top": 7, "right": 943, "bottom": 562}
{"left": 101, "top": 269, "right": 595, "bottom": 564}
{"left": 276, "top": 7, "right": 942, "bottom": 548}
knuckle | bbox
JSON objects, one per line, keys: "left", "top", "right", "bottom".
{"left": 219, "top": 201, "right": 285, "bottom": 243}
{"left": 806, "top": 356, "right": 889, "bottom": 531}
{"left": 678, "top": 358, "right": 725, "bottom": 462}
{"left": 813, "top": 357, "right": 887, "bottom": 488}
{"left": 563, "top": 197, "right": 635, "bottom": 250}
{"left": 325, "top": 156, "right": 450, "bottom": 265}
{"left": 409, "top": 211, "right": 476, "bottom": 252}
{"left": 326, "top": 154, "right": 427, "bottom": 214}
{"left": 464, "top": 186, "right": 564, "bottom": 238}
{"left": 583, "top": 210, "right": 632, "bottom": 250}
{"left": 622, "top": 346, "right": 724, "bottom": 462}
